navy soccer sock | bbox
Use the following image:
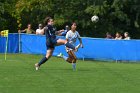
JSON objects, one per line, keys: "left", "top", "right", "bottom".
{"left": 65, "top": 42, "right": 75, "bottom": 50}
{"left": 38, "top": 57, "right": 48, "bottom": 66}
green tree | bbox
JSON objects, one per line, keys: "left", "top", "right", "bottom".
{"left": 0, "top": 0, "right": 18, "bottom": 32}
{"left": 85, "top": 0, "right": 140, "bottom": 38}
{"left": 0, "top": 0, "right": 140, "bottom": 38}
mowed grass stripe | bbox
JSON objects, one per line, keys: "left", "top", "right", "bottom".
{"left": 0, "top": 54, "right": 140, "bottom": 93}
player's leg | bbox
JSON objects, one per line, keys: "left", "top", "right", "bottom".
{"left": 38, "top": 49, "right": 54, "bottom": 66}
{"left": 61, "top": 49, "right": 73, "bottom": 63}
{"left": 62, "top": 54, "right": 76, "bottom": 70}
{"left": 70, "top": 51, "right": 77, "bottom": 70}
{"left": 68, "top": 51, "right": 77, "bottom": 71}
{"left": 65, "top": 50, "right": 77, "bottom": 70}
{"left": 56, "top": 39, "right": 76, "bottom": 50}
{"left": 62, "top": 50, "right": 77, "bottom": 63}
{"left": 35, "top": 48, "right": 54, "bottom": 70}
{"left": 64, "top": 56, "right": 73, "bottom": 63}
{"left": 68, "top": 50, "right": 77, "bottom": 63}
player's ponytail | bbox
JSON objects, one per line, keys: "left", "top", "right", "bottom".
{"left": 44, "top": 16, "right": 52, "bottom": 25}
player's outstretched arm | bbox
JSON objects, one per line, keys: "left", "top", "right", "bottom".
{"left": 78, "top": 38, "right": 84, "bottom": 48}
{"left": 55, "top": 30, "right": 64, "bottom": 35}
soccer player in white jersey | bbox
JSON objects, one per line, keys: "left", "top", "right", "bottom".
{"left": 62, "top": 22, "right": 83, "bottom": 70}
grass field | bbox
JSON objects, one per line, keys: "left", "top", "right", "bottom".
{"left": 0, "top": 54, "right": 140, "bottom": 93}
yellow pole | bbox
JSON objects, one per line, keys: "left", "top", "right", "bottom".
{"left": 4, "top": 30, "right": 9, "bottom": 61}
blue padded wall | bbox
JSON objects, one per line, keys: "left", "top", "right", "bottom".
{"left": 1, "top": 33, "right": 140, "bottom": 61}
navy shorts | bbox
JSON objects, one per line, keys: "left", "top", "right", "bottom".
{"left": 46, "top": 38, "right": 58, "bottom": 50}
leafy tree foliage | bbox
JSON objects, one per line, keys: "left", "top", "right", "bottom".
{"left": 0, "top": 0, "right": 140, "bottom": 38}
{"left": 0, "top": 0, "right": 18, "bottom": 32}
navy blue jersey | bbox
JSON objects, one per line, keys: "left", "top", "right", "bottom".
{"left": 44, "top": 25, "right": 58, "bottom": 49}
{"left": 45, "top": 25, "right": 56, "bottom": 39}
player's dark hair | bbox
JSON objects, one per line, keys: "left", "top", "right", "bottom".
{"left": 71, "top": 22, "right": 77, "bottom": 26}
{"left": 44, "top": 17, "right": 52, "bottom": 25}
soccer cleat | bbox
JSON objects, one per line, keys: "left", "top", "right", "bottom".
{"left": 35, "top": 63, "right": 40, "bottom": 70}
{"left": 57, "top": 53, "right": 63, "bottom": 57}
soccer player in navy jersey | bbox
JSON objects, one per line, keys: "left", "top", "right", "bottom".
{"left": 35, "top": 17, "right": 77, "bottom": 70}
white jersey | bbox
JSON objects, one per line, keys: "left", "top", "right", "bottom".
{"left": 66, "top": 30, "right": 80, "bottom": 45}
{"left": 124, "top": 37, "right": 130, "bottom": 40}
{"left": 65, "top": 30, "right": 80, "bottom": 52}
{"left": 36, "top": 29, "right": 44, "bottom": 34}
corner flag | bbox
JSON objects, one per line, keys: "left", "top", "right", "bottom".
{"left": 1, "top": 30, "right": 9, "bottom": 60}
{"left": 1, "top": 30, "right": 9, "bottom": 37}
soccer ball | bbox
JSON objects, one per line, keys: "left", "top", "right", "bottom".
{"left": 91, "top": 15, "right": 99, "bottom": 22}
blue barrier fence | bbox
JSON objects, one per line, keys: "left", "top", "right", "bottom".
{"left": 0, "top": 34, "right": 19, "bottom": 53}
{"left": 0, "top": 33, "right": 140, "bottom": 61}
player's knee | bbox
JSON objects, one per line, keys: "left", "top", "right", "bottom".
{"left": 61, "top": 40, "right": 67, "bottom": 45}
{"left": 64, "top": 40, "right": 67, "bottom": 44}
{"left": 72, "top": 58, "right": 77, "bottom": 63}
{"left": 46, "top": 54, "right": 52, "bottom": 59}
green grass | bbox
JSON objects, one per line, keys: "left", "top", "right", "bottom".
{"left": 0, "top": 54, "right": 140, "bottom": 93}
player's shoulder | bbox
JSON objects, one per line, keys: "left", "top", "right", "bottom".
{"left": 44, "top": 26, "right": 48, "bottom": 30}
{"left": 36, "top": 29, "right": 39, "bottom": 31}
{"left": 75, "top": 31, "right": 80, "bottom": 34}
{"left": 67, "top": 30, "right": 72, "bottom": 32}
{"left": 66, "top": 30, "right": 72, "bottom": 37}
{"left": 66, "top": 30, "right": 72, "bottom": 34}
